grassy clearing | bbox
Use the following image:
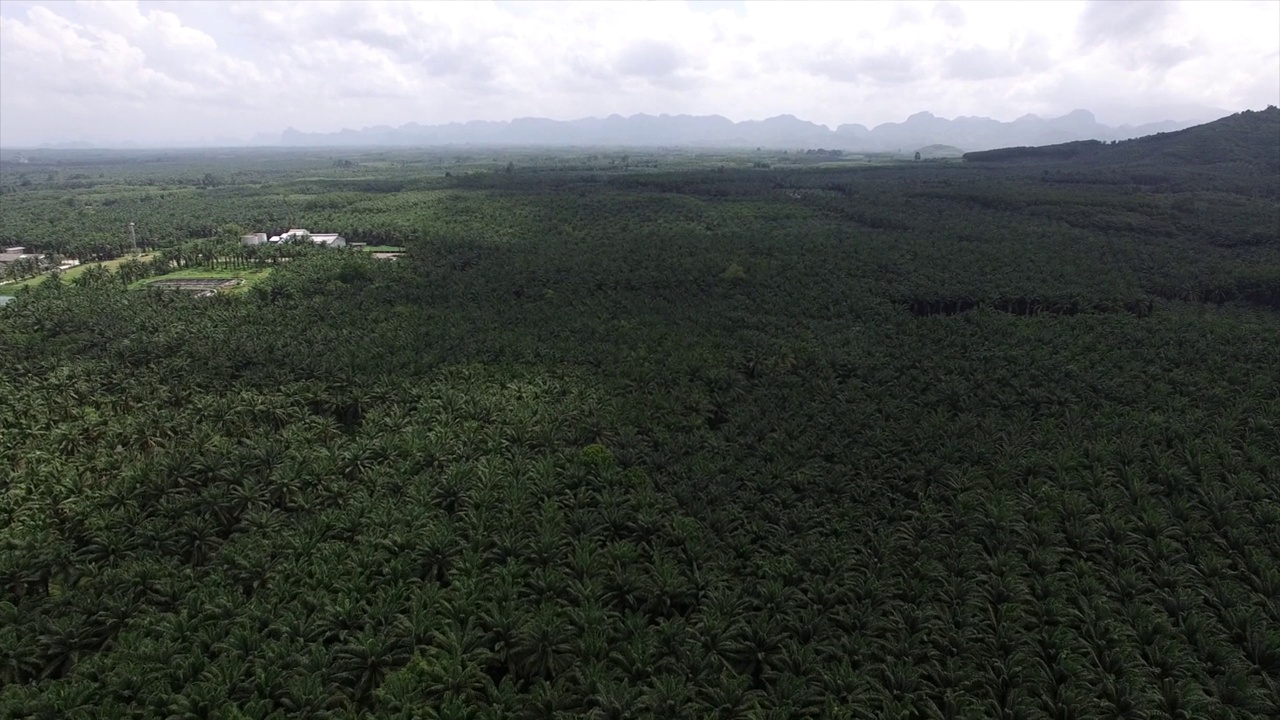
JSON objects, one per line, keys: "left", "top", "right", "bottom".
{"left": 61, "top": 254, "right": 155, "bottom": 281}
{"left": 2, "top": 253, "right": 156, "bottom": 289}
{"left": 2, "top": 275, "right": 50, "bottom": 290}
{"left": 360, "top": 245, "right": 405, "bottom": 252}
{"left": 0, "top": 253, "right": 280, "bottom": 295}
{"left": 133, "top": 266, "right": 275, "bottom": 294}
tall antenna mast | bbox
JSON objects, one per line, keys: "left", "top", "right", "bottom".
{"left": 128, "top": 222, "right": 137, "bottom": 253}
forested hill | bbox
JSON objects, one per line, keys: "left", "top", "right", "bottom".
{"left": 962, "top": 106, "right": 1280, "bottom": 173}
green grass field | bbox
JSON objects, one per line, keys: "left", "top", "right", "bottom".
{"left": 133, "top": 266, "right": 274, "bottom": 293}
{"left": 2, "top": 253, "right": 155, "bottom": 289}
{"left": 4, "top": 256, "right": 272, "bottom": 294}
{"left": 359, "top": 245, "right": 405, "bottom": 252}
{"left": 1, "top": 276, "right": 45, "bottom": 290}
{"left": 62, "top": 254, "right": 154, "bottom": 281}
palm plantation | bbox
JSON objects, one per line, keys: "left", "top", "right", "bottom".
{"left": 1, "top": 109, "right": 1279, "bottom": 718}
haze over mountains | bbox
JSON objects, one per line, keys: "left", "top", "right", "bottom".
{"left": 264, "top": 109, "right": 1229, "bottom": 153}
{"left": 21, "top": 108, "right": 1240, "bottom": 154}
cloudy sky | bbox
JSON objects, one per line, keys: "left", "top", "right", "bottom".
{"left": 1, "top": 0, "right": 1276, "bottom": 146}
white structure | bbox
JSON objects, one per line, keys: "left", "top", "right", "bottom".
{"left": 0, "top": 249, "right": 46, "bottom": 267}
{"left": 241, "top": 233, "right": 268, "bottom": 246}
{"left": 264, "top": 229, "right": 346, "bottom": 248}
{"left": 310, "top": 233, "right": 346, "bottom": 248}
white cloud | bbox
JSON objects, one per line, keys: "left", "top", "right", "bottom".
{"left": 0, "top": 0, "right": 1275, "bottom": 145}
{"left": 931, "top": 2, "right": 967, "bottom": 28}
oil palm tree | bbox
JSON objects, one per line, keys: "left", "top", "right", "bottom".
{"left": 510, "top": 604, "right": 574, "bottom": 684}
{"left": 329, "top": 632, "right": 412, "bottom": 708}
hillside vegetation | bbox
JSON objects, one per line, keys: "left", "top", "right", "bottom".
{"left": 915, "top": 144, "right": 965, "bottom": 159}
{"left": 964, "top": 107, "right": 1280, "bottom": 191}
{"left": 1, "top": 115, "right": 1278, "bottom": 719}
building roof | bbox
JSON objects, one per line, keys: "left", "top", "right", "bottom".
{"left": 260, "top": 230, "right": 343, "bottom": 245}
{"left": 0, "top": 296, "right": 16, "bottom": 306}
{"left": 0, "top": 253, "right": 28, "bottom": 263}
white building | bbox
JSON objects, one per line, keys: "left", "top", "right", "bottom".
{"left": 0, "top": 248, "right": 47, "bottom": 267}
{"left": 264, "top": 229, "right": 346, "bottom": 248}
{"left": 241, "top": 233, "right": 268, "bottom": 246}
{"left": 310, "top": 233, "right": 346, "bottom": 248}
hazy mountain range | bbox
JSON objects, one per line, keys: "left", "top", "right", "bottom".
{"left": 263, "top": 109, "right": 1228, "bottom": 153}
{"left": 20, "top": 108, "right": 1235, "bottom": 152}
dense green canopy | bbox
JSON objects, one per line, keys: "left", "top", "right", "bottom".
{"left": 1, "top": 113, "right": 1278, "bottom": 718}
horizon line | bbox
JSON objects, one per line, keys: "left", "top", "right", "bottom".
{"left": 1, "top": 105, "right": 1248, "bottom": 150}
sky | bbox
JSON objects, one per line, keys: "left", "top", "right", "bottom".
{"left": 1, "top": 0, "right": 1277, "bottom": 146}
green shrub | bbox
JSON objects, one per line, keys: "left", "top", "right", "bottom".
{"left": 579, "top": 443, "right": 615, "bottom": 468}
{"left": 721, "top": 262, "right": 746, "bottom": 281}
